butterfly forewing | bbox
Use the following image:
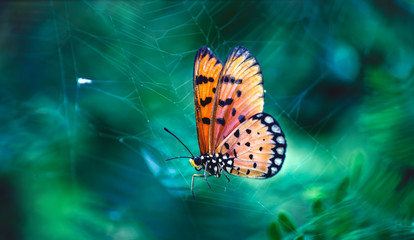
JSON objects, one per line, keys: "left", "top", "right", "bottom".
{"left": 210, "top": 47, "right": 264, "bottom": 151}
{"left": 216, "top": 113, "right": 286, "bottom": 178}
{"left": 193, "top": 47, "right": 223, "bottom": 154}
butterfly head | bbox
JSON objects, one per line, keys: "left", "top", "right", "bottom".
{"left": 189, "top": 156, "right": 202, "bottom": 171}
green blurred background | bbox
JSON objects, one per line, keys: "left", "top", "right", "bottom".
{"left": 1, "top": 1, "right": 414, "bottom": 239}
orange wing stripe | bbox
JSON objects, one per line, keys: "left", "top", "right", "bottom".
{"left": 193, "top": 47, "right": 223, "bottom": 154}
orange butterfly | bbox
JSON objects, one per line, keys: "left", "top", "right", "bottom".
{"left": 165, "top": 46, "right": 286, "bottom": 198}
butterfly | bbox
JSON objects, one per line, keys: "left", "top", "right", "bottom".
{"left": 165, "top": 46, "right": 286, "bottom": 198}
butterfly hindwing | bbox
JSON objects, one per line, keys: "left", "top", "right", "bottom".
{"left": 194, "top": 47, "right": 223, "bottom": 154}
{"left": 210, "top": 46, "right": 264, "bottom": 151}
{"left": 216, "top": 113, "right": 286, "bottom": 178}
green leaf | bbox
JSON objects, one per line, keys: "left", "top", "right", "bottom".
{"left": 278, "top": 212, "right": 296, "bottom": 233}
{"left": 312, "top": 198, "right": 324, "bottom": 216}
{"left": 334, "top": 177, "right": 350, "bottom": 203}
{"left": 268, "top": 221, "right": 282, "bottom": 240}
{"left": 350, "top": 151, "right": 364, "bottom": 185}
{"left": 294, "top": 234, "right": 305, "bottom": 240}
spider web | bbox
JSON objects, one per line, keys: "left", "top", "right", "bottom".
{"left": 3, "top": 0, "right": 413, "bottom": 239}
{"left": 72, "top": 1, "right": 356, "bottom": 238}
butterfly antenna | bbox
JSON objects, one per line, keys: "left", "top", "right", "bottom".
{"left": 165, "top": 156, "right": 191, "bottom": 161}
{"left": 164, "top": 128, "right": 194, "bottom": 158}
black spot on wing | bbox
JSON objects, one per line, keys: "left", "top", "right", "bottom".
{"left": 224, "top": 142, "right": 229, "bottom": 150}
{"left": 218, "top": 98, "right": 233, "bottom": 107}
{"left": 246, "top": 169, "right": 250, "bottom": 175}
{"left": 233, "top": 149, "right": 238, "bottom": 158}
{"left": 223, "top": 76, "right": 230, "bottom": 83}
{"left": 246, "top": 129, "right": 251, "bottom": 134}
{"left": 202, "top": 117, "right": 210, "bottom": 124}
{"left": 212, "top": 88, "right": 216, "bottom": 93}
{"left": 196, "top": 75, "right": 214, "bottom": 85}
{"left": 231, "top": 108, "right": 236, "bottom": 116}
{"left": 234, "top": 129, "right": 240, "bottom": 138}
{"left": 195, "top": 75, "right": 203, "bottom": 85}
{"left": 253, "top": 163, "right": 257, "bottom": 168}
{"left": 196, "top": 75, "right": 206, "bottom": 85}
{"left": 200, "top": 97, "right": 212, "bottom": 107}
{"left": 238, "top": 115, "right": 246, "bottom": 123}
{"left": 237, "top": 90, "right": 241, "bottom": 97}
{"left": 216, "top": 118, "right": 225, "bottom": 126}
{"left": 223, "top": 76, "right": 240, "bottom": 84}
{"left": 249, "top": 154, "right": 253, "bottom": 160}
{"left": 245, "top": 142, "right": 250, "bottom": 147}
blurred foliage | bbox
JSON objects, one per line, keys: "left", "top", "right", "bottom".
{"left": 1, "top": 1, "right": 414, "bottom": 240}
{"left": 268, "top": 151, "right": 414, "bottom": 239}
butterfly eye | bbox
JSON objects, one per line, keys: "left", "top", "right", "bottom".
{"left": 189, "top": 157, "right": 202, "bottom": 169}
{"left": 193, "top": 157, "right": 202, "bottom": 165}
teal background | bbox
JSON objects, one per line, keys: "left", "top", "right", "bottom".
{"left": 1, "top": 1, "right": 414, "bottom": 239}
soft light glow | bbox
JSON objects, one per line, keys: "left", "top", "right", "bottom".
{"left": 77, "top": 78, "right": 92, "bottom": 85}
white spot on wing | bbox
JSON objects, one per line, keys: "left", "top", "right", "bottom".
{"left": 271, "top": 125, "right": 281, "bottom": 133}
{"left": 256, "top": 113, "right": 263, "bottom": 118}
{"left": 274, "top": 158, "right": 282, "bottom": 166}
{"left": 214, "top": 166, "right": 217, "bottom": 172}
{"left": 276, "top": 136, "right": 285, "bottom": 144}
{"left": 276, "top": 147, "right": 284, "bottom": 155}
{"left": 264, "top": 116, "right": 274, "bottom": 124}
{"left": 226, "top": 166, "right": 232, "bottom": 172}
{"left": 271, "top": 167, "right": 277, "bottom": 175}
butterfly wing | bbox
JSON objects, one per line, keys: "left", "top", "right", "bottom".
{"left": 209, "top": 46, "right": 264, "bottom": 151}
{"left": 216, "top": 113, "right": 286, "bottom": 178}
{"left": 193, "top": 46, "right": 223, "bottom": 154}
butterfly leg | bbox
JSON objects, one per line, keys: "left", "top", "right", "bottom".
{"left": 191, "top": 173, "right": 212, "bottom": 200}
{"left": 219, "top": 164, "right": 231, "bottom": 182}
{"left": 204, "top": 162, "right": 212, "bottom": 189}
